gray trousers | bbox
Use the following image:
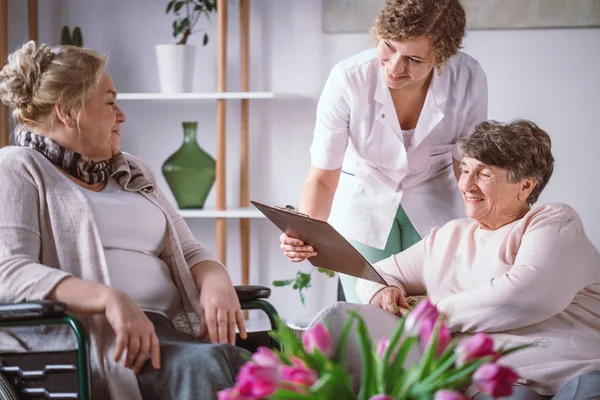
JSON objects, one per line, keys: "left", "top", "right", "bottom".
{"left": 136, "top": 313, "right": 250, "bottom": 400}
{"left": 309, "top": 302, "right": 600, "bottom": 399}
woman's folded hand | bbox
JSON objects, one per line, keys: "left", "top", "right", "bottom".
{"left": 103, "top": 288, "right": 161, "bottom": 373}
{"left": 370, "top": 286, "right": 410, "bottom": 317}
{"left": 280, "top": 232, "right": 318, "bottom": 262}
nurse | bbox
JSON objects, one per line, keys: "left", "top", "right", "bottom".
{"left": 281, "top": 0, "right": 488, "bottom": 303}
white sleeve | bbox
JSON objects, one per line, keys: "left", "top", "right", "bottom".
{"left": 356, "top": 240, "right": 427, "bottom": 304}
{"left": 452, "top": 62, "right": 488, "bottom": 161}
{"left": 309, "top": 64, "right": 351, "bottom": 170}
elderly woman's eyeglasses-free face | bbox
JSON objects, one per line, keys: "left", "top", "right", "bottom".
{"left": 458, "top": 157, "right": 535, "bottom": 230}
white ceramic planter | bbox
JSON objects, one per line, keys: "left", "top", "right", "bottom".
{"left": 155, "top": 44, "right": 196, "bottom": 93}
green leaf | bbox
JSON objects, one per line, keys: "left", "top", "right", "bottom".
{"left": 268, "top": 316, "right": 305, "bottom": 358}
{"left": 203, "top": 33, "right": 209, "bottom": 46}
{"left": 311, "top": 365, "right": 357, "bottom": 399}
{"left": 273, "top": 270, "right": 314, "bottom": 305}
{"left": 435, "top": 340, "right": 458, "bottom": 368}
{"left": 268, "top": 388, "right": 315, "bottom": 400}
{"left": 435, "top": 359, "right": 486, "bottom": 389}
{"left": 355, "top": 316, "right": 377, "bottom": 399}
{"left": 499, "top": 343, "right": 532, "bottom": 357}
{"left": 386, "top": 337, "right": 416, "bottom": 394}
{"left": 332, "top": 311, "right": 357, "bottom": 365}
{"left": 174, "top": 1, "right": 185, "bottom": 13}
{"left": 295, "top": 271, "right": 312, "bottom": 288}
{"left": 174, "top": 23, "right": 184, "bottom": 38}
{"left": 181, "top": 17, "right": 191, "bottom": 29}
{"left": 382, "top": 316, "right": 406, "bottom": 368}
{"left": 390, "top": 366, "right": 419, "bottom": 398}
{"left": 317, "top": 267, "right": 335, "bottom": 277}
{"left": 166, "top": 0, "right": 176, "bottom": 13}
{"left": 409, "top": 352, "right": 458, "bottom": 393}
{"left": 272, "top": 279, "right": 295, "bottom": 287}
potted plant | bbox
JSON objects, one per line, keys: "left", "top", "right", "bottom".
{"left": 156, "top": 0, "right": 217, "bottom": 93}
{"left": 218, "top": 300, "right": 526, "bottom": 400}
{"left": 60, "top": 26, "right": 84, "bottom": 47}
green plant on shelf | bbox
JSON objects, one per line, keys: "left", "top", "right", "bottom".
{"left": 60, "top": 26, "right": 84, "bottom": 47}
{"left": 166, "top": 0, "right": 217, "bottom": 45}
{"left": 273, "top": 268, "right": 335, "bottom": 305}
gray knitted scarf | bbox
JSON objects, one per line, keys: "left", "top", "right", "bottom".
{"left": 15, "top": 130, "right": 154, "bottom": 193}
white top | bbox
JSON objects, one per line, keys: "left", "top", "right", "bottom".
{"left": 401, "top": 128, "right": 415, "bottom": 151}
{"left": 81, "top": 177, "right": 183, "bottom": 318}
{"left": 310, "top": 49, "right": 488, "bottom": 248}
{"left": 357, "top": 203, "right": 600, "bottom": 395}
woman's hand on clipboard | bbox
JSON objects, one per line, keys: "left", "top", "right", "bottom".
{"left": 280, "top": 233, "right": 318, "bottom": 262}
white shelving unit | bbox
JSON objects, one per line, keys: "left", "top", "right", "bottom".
{"left": 178, "top": 207, "right": 265, "bottom": 219}
{"left": 117, "top": 92, "right": 297, "bottom": 101}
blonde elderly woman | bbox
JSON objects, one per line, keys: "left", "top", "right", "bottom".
{"left": 315, "top": 120, "right": 600, "bottom": 399}
{"left": 0, "top": 41, "right": 249, "bottom": 400}
{"left": 279, "top": 0, "right": 487, "bottom": 303}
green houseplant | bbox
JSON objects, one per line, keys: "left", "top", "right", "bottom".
{"left": 166, "top": 0, "right": 217, "bottom": 45}
{"left": 156, "top": 0, "right": 218, "bottom": 93}
{"left": 60, "top": 26, "right": 84, "bottom": 47}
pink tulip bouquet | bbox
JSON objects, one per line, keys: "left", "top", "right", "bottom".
{"left": 218, "top": 300, "right": 526, "bottom": 400}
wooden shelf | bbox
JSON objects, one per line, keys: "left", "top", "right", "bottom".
{"left": 117, "top": 92, "right": 298, "bottom": 101}
{"left": 178, "top": 207, "right": 265, "bottom": 219}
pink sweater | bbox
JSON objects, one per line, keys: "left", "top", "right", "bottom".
{"left": 356, "top": 203, "right": 600, "bottom": 395}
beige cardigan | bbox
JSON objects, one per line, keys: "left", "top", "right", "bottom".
{"left": 0, "top": 146, "right": 223, "bottom": 399}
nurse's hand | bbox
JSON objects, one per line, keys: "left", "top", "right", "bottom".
{"left": 370, "top": 286, "right": 410, "bottom": 317}
{"left": 280, "top": 233, "right": 318, "bottom": 262}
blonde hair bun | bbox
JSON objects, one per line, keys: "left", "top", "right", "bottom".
{"left": 0, "top": 41, "right": 55, "bottom": 110}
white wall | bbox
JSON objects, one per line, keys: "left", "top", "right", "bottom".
{"left": 7, "top": 0, "right": 600, "bottom": 323}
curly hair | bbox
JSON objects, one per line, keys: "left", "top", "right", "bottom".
{"left": 0, "top": 41, "right": 107, "bottom": 129}
{"left": 373, "top": 0, "right": 466, "bottom": 71}
{"left": 458, "top": 120, "right": 555, "bottom": 205}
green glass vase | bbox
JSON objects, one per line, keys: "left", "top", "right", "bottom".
{"left": 162, "top": 122, "right": 216, "bottom": 209}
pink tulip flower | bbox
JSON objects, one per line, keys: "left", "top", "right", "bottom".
{"left": 289, "top": 356, "right": 307, "bottom": 367}
{"left": 368, "top": 395, "right": 394, "bottom": 400}
{"left": 217, "top": 387, "right": 254, "bottom": 400}
{"left": 419, "top": 317, "right": 451, "bottom": 357}
{"left": 434, "top": 390, "right": 467, "bottom": 400}
{"left": 376, "top": 337, "right": 390, "bottom": 358}
{"left": 473, "top": 363, "right": 520, "bottom": 397}
{"left": 236, "top": 363, "right": 280, "bottom": 398}
{"left": 405, "top": 299, "right": 439, "bottom": 337}
{"left": 281, "top": 364, "right": 318, "bottom": 387}
{"left": 456, "top": 333, "right": 500, "bottom": 366}
{"left": 303, "top": 322, "right": 333, "bottom": 357}
{"left": 252, "top": 346, "right": 280, "bottom": 368}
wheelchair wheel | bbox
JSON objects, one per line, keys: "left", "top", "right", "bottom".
{"left": 0, "top": 373, "right": 17, "bottom": 400}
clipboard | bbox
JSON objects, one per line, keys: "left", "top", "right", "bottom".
{"left": 251, "top": 201, "right": 387, "bottom": 285}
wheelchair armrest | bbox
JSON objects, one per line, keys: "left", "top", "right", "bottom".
{"left": 0, "top": 301, "right": 93, "bottom": 399}
{"left": 235, "top": 285, "right": 271, "bottom": 302}
{"left": 0, "top": 300, "right": 67, "bottom": 322}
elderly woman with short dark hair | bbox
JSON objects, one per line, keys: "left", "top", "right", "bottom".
{"left": 322, "top": 120, "right": 600, "bottom": 399}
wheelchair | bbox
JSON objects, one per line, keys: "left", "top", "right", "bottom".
{"left": 0, "top": 285, "right": 278, "bottom": 400}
